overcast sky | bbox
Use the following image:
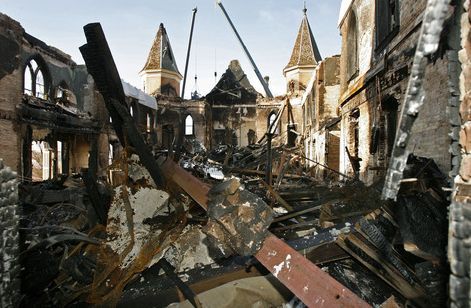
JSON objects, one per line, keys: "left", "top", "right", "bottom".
{"left": 1, "top": 0, "right": 342, "bottom": 98}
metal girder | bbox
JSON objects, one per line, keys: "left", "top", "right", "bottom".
{"left": 80, "top": 23, "right": 370, "bottom": 307}
{"left": 158, "top": 158, "right": 370, "bottom": 307}
{"left": 217, "top": 0, "right": 273, "bottom": 98}
{"left": 256, "top": 234, "right": 370, "bottom": 307}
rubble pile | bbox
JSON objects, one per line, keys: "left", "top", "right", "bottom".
{"left": 151, "top": 134, "right": 450, "bottom": 307}
{"left": 9, "top": 20, "right": 455, "bottom": 307}
{"left": 12, "top": 137, "right": 450, "bottom": 307}
{"left": 18, "top": 175, "right": 106, "bottom": 306}
{"left": 165, "top": 136, "right": 450, "bottom": 306}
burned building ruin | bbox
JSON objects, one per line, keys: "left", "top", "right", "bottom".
{"left": 0, "top": 0, "right": 471, "bottom": 307}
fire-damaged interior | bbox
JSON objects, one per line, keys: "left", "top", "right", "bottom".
{"left": 0, "top": 0, "right": 470, "bottom": 307}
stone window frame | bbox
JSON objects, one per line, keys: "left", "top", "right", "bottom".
{"left": 161, "top": 83, "right": 177, "bottom": 97}
{"left": 346, "top": 10, "right": 359, "bottom": 81}
{"left": 23, "top": 57, "right": 50, "bottom": 100}
{"left": 267, "top": 111, "right": 280, "bottom": 135}
{"left": 381, "top": 97, "right": 399, "bottom": 157}
{"left": 374, "top": 0, "right": 400, "bottom": 51}
{"left": 129, "top": 100, "right": 139, "bottom": 122}
{"left": 184, "top": 114, "right": 194, "bottom": 136}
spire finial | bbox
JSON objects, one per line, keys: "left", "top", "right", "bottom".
{"left": 303, "top": 1, "right": 307, "bottom": 14}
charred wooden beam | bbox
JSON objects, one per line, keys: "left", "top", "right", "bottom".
{"left": 80, "top": 23, "right": 165, "bottom": 188}
{"left": 153, "top": 259, "right": 202, "bottom": 308}
{"left": 158, "top": 158, "right": 370, "bottom": 307}
{"left": 79, "top": 23, "right": 370, "bottom": 307}
{"left": 265, "top": 133, "right": 273, "bottom": 185}
{"left": 260, "top": 180, "right": 295, "bottom": 212}
{"left": 82, "top": 136, "right": 107, "bottom": 224}
{"left": 272, "top": 205, "right": 321, "bottom": 223}
{"left": 79, "top": 23, "right": 127, "bottom": 146}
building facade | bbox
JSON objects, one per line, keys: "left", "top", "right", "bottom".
{"left": 0, "top": 13, "right": 157, "bottom": 182}
{"left": 337, "top": 0, "right": 461, "bottom": 184}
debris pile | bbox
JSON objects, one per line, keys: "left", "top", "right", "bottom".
{"left": 148, "top": 127, "right": 451, "bottom": 307}
{"left": 19, "top": 175, "right": 106, "bottom": 306}
{"left": 0, "top": 161, "right": 20, "bottom": 308}
{"left": 177, "top": 138, "right": 450, "bottom": 306}
{"left": 11, "top": 22, "right": 452, "bottom": 307}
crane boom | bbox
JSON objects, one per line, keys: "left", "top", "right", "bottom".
{"left": 181, "top": 7, "right": 197, "bottom": 99}
{"left": 217, "top": 0, "right": 273, "bottom": 98}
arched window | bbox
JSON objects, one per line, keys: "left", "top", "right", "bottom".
{"left": 130, "top": 106, "right": 134, "bottom": 117}
{"left": 24, "top": 59, "right": 48, "bottom": 99}
{"left": 36, "top": 69, "right": 45, "bottom": 98}
{"left": 268, "top": 112, "right": 279, "bottom": 134}
{"left": 109, "top": 143, "right": 114, "bottom": 165}
{"left": 146, "top": 113, "right": 151, "bottom": 132}
{"left": 185, "top": 115, "right": 194, "bottom": 136}
{"left": 346, "top": 11, "right": 359, "bottom": 80}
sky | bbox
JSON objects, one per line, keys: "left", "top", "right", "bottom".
{"left": 1, "top": 0, "right": 342, "bottom": 98}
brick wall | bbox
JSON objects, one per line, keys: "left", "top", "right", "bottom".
{"left": 407, "top": 56, "right": 451, "bottom": 173}
{"left": 0, "top": 120, "right": 19, "bottom": 172}
{"left": 339, "top": 0, "right": 374, "bottom": 94}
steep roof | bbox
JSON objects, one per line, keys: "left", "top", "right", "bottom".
{"left": 206, "top": 60, "right": 260, "bottom": 103}
{"left": 141, "top": 23, "right": 181, "bottom": 75}
{"left": 284, "top": 9, "right": 322, "bottom": 71}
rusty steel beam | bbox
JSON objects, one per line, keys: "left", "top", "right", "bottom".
{"left": 159, "top": 158, "right": 210, "bottom": 210}
{"left": 80, "top": 23, "right": 370, "bottom": 307}
{"left": 158, "top": 158, "right": 370, "bottom": 307}
{"left": 256, "top": 234, "right": 370, "bottom": 307}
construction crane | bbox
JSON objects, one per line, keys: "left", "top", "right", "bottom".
{"left": 181, "top": 7, "right": 197, "bottom": 99}
{"left": 216, "top": 0, "right": 274, "bottom": 98}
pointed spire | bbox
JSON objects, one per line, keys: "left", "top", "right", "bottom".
{"left": 284, "top": 7, "right": 322, "bottom": 72}
{"left": 141, "top": 23, "right": 181, "bottom": 75}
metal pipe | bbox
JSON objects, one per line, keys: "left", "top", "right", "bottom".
{"left": 216, "top": 0, "right": 273, "bottom": 98}
{"left": 181, "top": 7, "right": 197, "bottom": 99}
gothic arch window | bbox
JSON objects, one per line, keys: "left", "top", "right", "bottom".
{"left": 268, "top": 112, "right": 279, "bottom": 134}
{"left": 346, "top": 11, "right": 359, "bottom": 80}
{"left": 24, "top": 58, "right": 49, "bottom": 99}
{"left": 185, "top": 114, "right": 194, "bottom": 136}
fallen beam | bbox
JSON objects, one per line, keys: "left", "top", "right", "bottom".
{"left": 227, "top": 167, "right": 312, "bottom": 181}
{"left": 80, "top": 23, "right": 371, "bottom": 307}
{"left": 256, "top": 234, "right": 369, "bottom": 307}
{"left": 159, "top": 158, "right": 370, "bottom": 307}
{"left": 260, "top": 180, "right": 295, "bottom": 212}
{"left": 272, "top": 205, "right": 322, "bottom": 223}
